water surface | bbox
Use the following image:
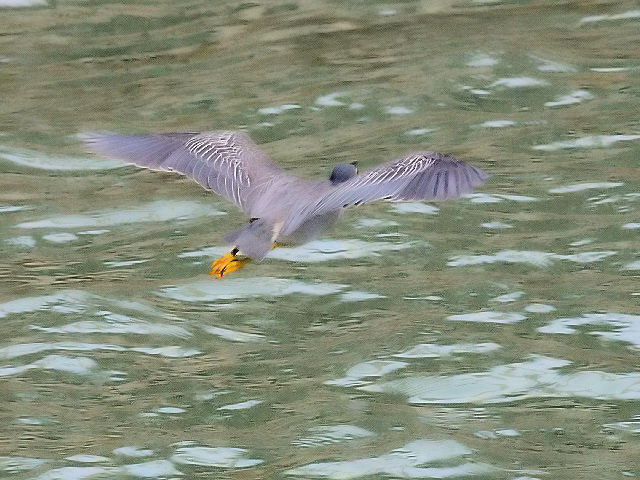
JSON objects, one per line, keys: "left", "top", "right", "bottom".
{"left": 1, "top": 1, "right": 640, "bottom": 478}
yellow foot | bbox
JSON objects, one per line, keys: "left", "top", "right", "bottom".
{"left": 209, "top": 249, "right": 251, "bottom": 279}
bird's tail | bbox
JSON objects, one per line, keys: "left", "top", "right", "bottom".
{"left": 223, "top": 218, "right": 276, "bottom": 261}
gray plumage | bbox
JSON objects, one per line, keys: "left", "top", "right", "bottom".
{"left": 83, "top": 130, "right": 489, "bottom": 260}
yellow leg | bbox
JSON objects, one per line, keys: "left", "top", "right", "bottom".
{"left": 209, "top": 248, "right": 251, "bottom": 279}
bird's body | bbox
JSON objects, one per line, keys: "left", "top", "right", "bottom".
{"left": 84, "top": 130, "right": 488, "bottom": 277}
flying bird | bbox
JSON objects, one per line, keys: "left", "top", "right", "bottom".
{"left": 84, "top": 131, "right": 488, "bottom": 278}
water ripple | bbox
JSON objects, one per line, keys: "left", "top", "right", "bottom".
{"left": 180, "top": 239, "right": 414, "bottom": 263}
{"left": 31, "top": 312, "right": 191, "bottom": 338}
{"left": 448, "top": 249, "right": 616, "bottom": 267}
{"left": 158, "top": 277, "right": 347, "bottom": 301}
{"left": 466, "top": 193, "right": 537, "bottom": 204}
{"left": 325, "top": 360, "right": 407, "bottom": 387}
{"left": 0, "top": 456, "right": 47, "bottom": 473}
{"left": 533, "top": 134, "right": 640, "bottom": 151}
{"left": 293, "top": 425, "right": 375, "bottom": 448}
{"left": 123, "top": 460, "right": 181, "bottom": 478}
{"left": 548, "top": 182, "right": 623, "bottom": 193}
{"left": 16, "top": 200, "right": 224, "bottom": 229}
{"left": 204, "top": 325, "right": 265, "bottom": 343}
{"left": 545, "top": 90, "right": 593, "bottom": 108}
{"left": 394, "top": 342, "right": 501, "bottom": 358}
{"left": 0, "top": 146, "right": 120, "bottom": 171}
{"left": 489, "top": 77, "right": 550, "bottom": 88}
{"left": 448, "top": 311, "right": 526, "bottom": 324}
{"left": 538, "top": 312, "right": 640, "bottom": 348}
{"left": 286, "top": 439, "right": 495, "bottom": 478}
{"left": 360, "top": 355, "right": 640, "bottom": 404}
{"left": 0, "top": 354, "right": 97, "bottom": 377}
{"left": 580, "top": 9, "right": 640, "bottom": 24}
{"left": 217, "top": 399, "right": 263, "bottom": 411}
{"left": 171, "top": 446, "right": 262, "bottom": 468}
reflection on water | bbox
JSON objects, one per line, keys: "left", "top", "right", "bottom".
{"left": 1, "top": 0, "right": 640, "bottom": 479}
{"left": 286, "top": 439, "right": 495, "bottom": 479}
{"left": 360, "top": 355, "right": 640, "bottom": 404}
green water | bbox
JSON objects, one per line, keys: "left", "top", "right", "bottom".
{"left": 1, "top": 1, "right": 640, "bottom": 478}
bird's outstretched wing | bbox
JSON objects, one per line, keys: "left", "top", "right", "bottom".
{"left": 284, "top": 151, "right": 488, "bottom": 234}
{"left": 83, "top": 131, "right": 285, "bottom": 215}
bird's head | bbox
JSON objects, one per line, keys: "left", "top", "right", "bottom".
{"left": 329, "top": 162, "right": 358, "bottom": 184}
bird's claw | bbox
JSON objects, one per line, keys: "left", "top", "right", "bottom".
{"left": 210, "top": 251, "right": 249, "bottom": 279}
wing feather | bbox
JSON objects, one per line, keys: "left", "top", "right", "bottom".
{"left": 83, "top": 131, "right": 283, "bottom": 215}
{"left": 283, "top": 151, "right": 488, "bottom": 234}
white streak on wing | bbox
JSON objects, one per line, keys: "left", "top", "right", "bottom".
{"left": 190, "top": 141, "right": 208, "bottom": 155}
{"left": 201, "top": 144, "right": 217, "bottom": 159}
{"left": 232, "top": 162, "right": 241, "bottom": 206}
